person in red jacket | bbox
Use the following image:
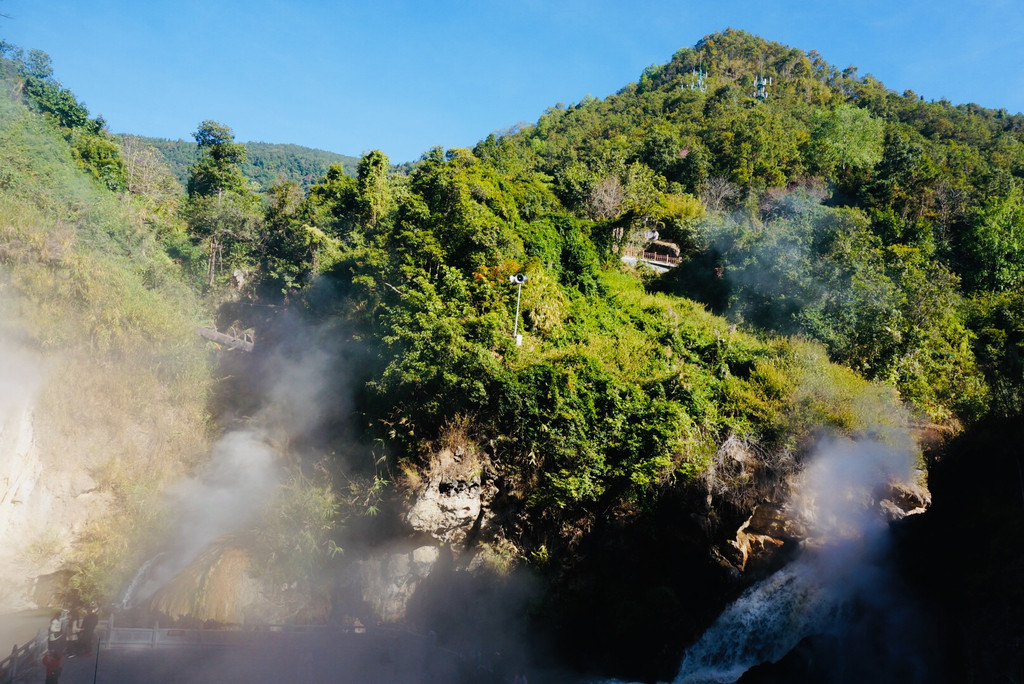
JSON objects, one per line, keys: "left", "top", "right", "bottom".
{"left": 42, "top": 649, "right": 62, "bottom": 684}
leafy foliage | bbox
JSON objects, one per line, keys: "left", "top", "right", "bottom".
{"left": 1, "top": 46, "right": 127, "bottom": 191}
{"left": 296, "top": 143, "right": 911, "bottom": 542}
{"left": 267, "top": 30, "right": 1024, "bottom": 568}
{"left": 138, "top": 136, "right": 360, "bottom": 191}
{"left": 471, "top": 27, "right": 1024, "bottom": 425}
{"left": 665, "top": 190, "right": 988, "bottom": 422}
{"left": 181, "top": 121, "right": 265, "bottom": 287}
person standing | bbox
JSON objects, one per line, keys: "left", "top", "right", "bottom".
{"left": 67, "top": 612, "right": 82, "bottom": 658}
{"left": 47, "top": 613, "right": 63, "bottom": 654}
{"left": 81, "top": 607, "right": 99, "bottom": 657}
{"left": 41, "top": 649, "right": 62, "bottom": 684}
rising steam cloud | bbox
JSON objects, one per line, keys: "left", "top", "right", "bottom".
{"left": 674, "top": 436, "right": 931, "bottom": 684}
{"left": 126, "top": 329, "right": 344, "bottom": 608}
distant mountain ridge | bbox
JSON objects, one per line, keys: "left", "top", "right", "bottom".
{"left": 134, "top": 136, "right": 360, "bottom": 191}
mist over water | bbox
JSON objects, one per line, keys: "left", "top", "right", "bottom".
{"left": 127, "top": 429, "right": 280, "bottom": 606}
{"left": 673, "top": 436, "right": 932, "bottom": 684}
{"left": 125, "top": 330, "right": 344, "bottom": 609}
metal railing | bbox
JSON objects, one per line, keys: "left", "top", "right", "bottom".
{"left": 0, "top": 619, "right": 511, "bottom": 683}
{"left": 0, "top": 629, "right": 45, "bottom": 683}
{"left": 104, "top": 622, "right": 334, "bottom": 649}
{"left": 620, "top": 248, "right": 682, "bottom": 267}
{"left": 102, "top": 622, "right": 501, "bottom": 680}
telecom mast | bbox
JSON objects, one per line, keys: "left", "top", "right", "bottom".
{"left": 686, "top": 60, "right": 707, "bottom": 92}
{"left": 753, "top": 75, "right": 772, "bottom": 101}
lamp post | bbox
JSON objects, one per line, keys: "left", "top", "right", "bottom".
{"left": 509, "top": 274, "right": 528, "bottom": 346}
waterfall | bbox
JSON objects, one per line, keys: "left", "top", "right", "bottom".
{"left": 673, "top": 545, "right": 871, "bottom": 683}
{"left": 673, "top": 436, "right": 930, "bottom": 684}
{"left": 120, "top": 552, "right": 166, "bottom": 609}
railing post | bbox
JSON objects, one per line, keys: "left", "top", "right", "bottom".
{"left": 9, "top": 643, "right": 17, "bottom": 682}
{"left": 152, "top": 621, "right": 158, "bottom": 647}
{"left": 93, "top": 637, "right": 102, "bottom": 684}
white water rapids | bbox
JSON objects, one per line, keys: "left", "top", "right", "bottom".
{"left": 674, "top": 436, "right": 921, "bottom": 683}
{"left": 598, "top": 435, "right": 932, "bottom": 684}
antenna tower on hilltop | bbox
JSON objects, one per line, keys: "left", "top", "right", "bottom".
{"left": 753, "top": 75, "right": 772, "bottom": 101}
{"left": 685, "top": 59, "right": 707, "bottom": 92}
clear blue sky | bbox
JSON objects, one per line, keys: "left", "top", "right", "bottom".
{"left": 2, "top": 0, "right": 1022, "bottom": 163}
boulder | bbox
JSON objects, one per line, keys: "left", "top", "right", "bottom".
{"left": 405, "top": 446, "right": 496, "bottom": 552}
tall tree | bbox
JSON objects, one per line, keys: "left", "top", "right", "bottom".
{"left": 187, "top": 120, "right": 248, "bottom": 197}
{"left": 808, "top": 104, "right": 884, "bottom": 177}
{"left": 260, "top": 180, "right": 322, "bottom": 293}
{"left": 183, "top": 120, "right": 260, "bottom": 287}
{"left": 356, "top": 149, "right": 392, "bottom": 226}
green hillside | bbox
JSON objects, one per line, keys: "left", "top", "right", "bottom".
{"left": 0, "top": 49, "right": 212, "bottom": 602}
{"left": 137, "top": 136, "right": 360, "bottom": 191}
{"left": 484, "top": 28, "right": 1024, "bottom": 425}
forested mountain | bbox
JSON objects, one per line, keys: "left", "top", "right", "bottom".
{"left": 137, "top": 136, "right": 360, "bottom": 191}
{"left": 1, "top": 29, "right": 1022, "bottom": 683}
{"left": 485, "top": 27, "right": 1024, "bottom": 425}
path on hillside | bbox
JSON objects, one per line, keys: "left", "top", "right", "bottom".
{"left": 22, "top": 631, "right": 469, "bottom": 684}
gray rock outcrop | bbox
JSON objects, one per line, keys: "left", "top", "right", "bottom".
{"left": 354, "top": 545, "right": 441, "bottom": 623}
{"left": 405, "top": 445, "right": 497, "bottom": 553}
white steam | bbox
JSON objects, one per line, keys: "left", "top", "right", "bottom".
{"left": 674, "top": 436, "right": 923, "bottom": 684}
{"left": 787, "top": 436, "right": 914, "bottom": 544}
{"left": 125, "top": 339, "right": 341, "bottom": 609}
{"left": 126, "top": 429, "right": 279, "bottom": 606}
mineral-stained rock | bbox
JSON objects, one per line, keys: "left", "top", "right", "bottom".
{"left": 727, "top": 472, "right": 930, "bottom": 574}
{"left": 880, "top": 480, "right": 930, "bottom": 520}
{"left": 146, "top": 541, "right": 326, "bottom": 625}
{"left": 730, "top": 503, "right": 801, "bottom": 572}
{"left": 149, "top": 543, "right": 261, "bottom": 623}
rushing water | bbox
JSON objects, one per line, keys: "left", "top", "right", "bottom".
{"left": 673, "top": 542, "right": 877, "bottom": 683}
{"left": 671, "top": 437, "right": 932, "bottom": 684}
{"left": 120, "top": 552, "right": 166, "bottom": 609}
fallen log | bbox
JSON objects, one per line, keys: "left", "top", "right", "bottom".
{"left": 196, "top": 326, "right": 254, "bottom": 352}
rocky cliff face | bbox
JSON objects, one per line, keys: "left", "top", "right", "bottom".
{"left": 0, "top": 343, "right": 110, "bottom": 611}
{"left": 339, "top": 442, "right": 502, "bottom": 627}
{"left": 725, "top": 478, "right": 930, "bottom": 575}
{"left": 351, "top": 545, "right": 441, "bottom": 623}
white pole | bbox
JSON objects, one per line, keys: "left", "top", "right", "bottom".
{"left": 513, "top": 280, "right": 523, "bottom": 340}
{"left": 509, "top": 274, "right": 527, "bottom": 346}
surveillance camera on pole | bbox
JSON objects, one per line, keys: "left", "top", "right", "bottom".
{"left": 509, "top": 274, "right": 528, "bottom": 346}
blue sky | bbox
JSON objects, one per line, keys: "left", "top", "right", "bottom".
{"left": 2, "top": 0, "right": 1022, "bottom": 163}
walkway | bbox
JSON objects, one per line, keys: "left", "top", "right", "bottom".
{"left": 15, "top": 629, "right": 475, "bottom": 683}
{"left": 620, "top": 247, "right": 681, "bottom": 273}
